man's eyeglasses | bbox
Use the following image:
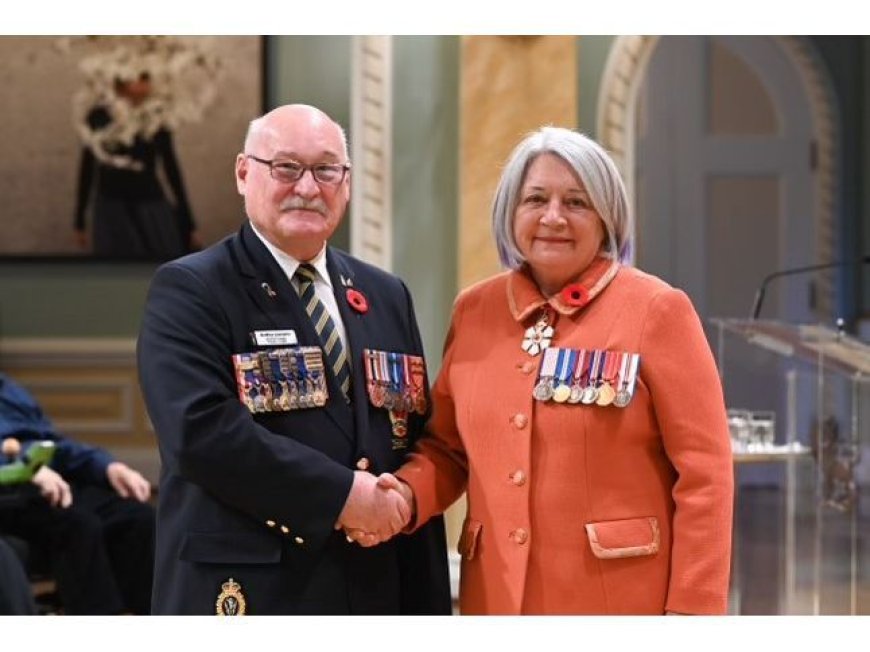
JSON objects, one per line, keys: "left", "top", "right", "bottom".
{"left": 246, "top": 155, "right": 350, "bottom": 185}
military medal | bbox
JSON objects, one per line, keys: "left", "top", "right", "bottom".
{"left": 262, "top": 352, "right": 281, "bottom": 410}
{"left": 400, "top": 354, "right": 416, "bottom": 412}
{"left": 268, "top": 352, "right": 291, "bottom": 410}
{"left": 379, "top": 351, "right": 395, "bottom": 409}
{"left": 303, "top": 348, "right": 328, "bottom": 407}
{"left": 232, "top": 354, "right": 256, "bottom": 412}
{"left": 363, "top": 349, "right": 428, "bottom": 446}
{"left": 552, "top": 348, "right": 577, "bottom": 403}
{"left": 257, "top": 352, "right": 277, "bottom": 411}
{"left": 364, "top": 350, "right": 385, "bottom": 407}
{"left": 408, "top": 355, "right": 427, "bottom": 415}
{"left": 386, "top": 352, "right": 402, "bottom": 410}
{"left": 215, "top": 577, "right": 247, "bottom": 616}
{"left": 580, "top": 350, "right": 603, "bottom": 404}
{"left": 611, "top": 352, "right": 631, "bottom": 408}
{"left": 374, "top": 351, "right": 388, "bottom": 408}
{"left": 568, "top": 349, "right": 588, "bottom": 404}
{"left": 389, "top": 352, "right": 411, "bottom": 411}
{"left": 282, "top": 350, "right": 300, "bottom": 409}
{"left": 533, "top": 347, "right": 559, "bottom": 401}
{"left": 522, "top": 309, "right": 555, "bottom": 357}
{"left": 389, "top": 408, "right": 409, "bottom": 449}
{"left": 250, "top": 365, "right": 267, "bottom": 412}
{"left": 233, "top": 348, "right": 330, "bottom": 413}
{"left": 614, "top": 353, "right": 640, "bottom": 407}
{"left": 595, "top": 351, "right": 620, "bottom": 406}
{"left": 292, "top": 348, "right": 310, "bottom": 408}
{"left": 552, "top": 384, "right": 572, "bottom": 403}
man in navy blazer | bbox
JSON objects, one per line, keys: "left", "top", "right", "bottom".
{"left": 137, "top": 104, "right": 451, "bottom": 615}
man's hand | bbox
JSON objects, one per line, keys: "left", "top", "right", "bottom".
{"left": 376, "top": 472, "right": 415, "bottom": 516}
{"left": 335, "top": 471, "right": 410, "bottom": 545}
{"left": 31, "top": 466, "right": 72, "bottom": 508}
{"left": 344, "top": 473, "right": 416, "bottom": 548}
{"left": 106, "top": 462, "right": 151, "bottom": 502}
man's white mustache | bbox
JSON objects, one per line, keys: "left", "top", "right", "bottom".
{"left": 280, "top": 198, "right": 327, "bottom": 215}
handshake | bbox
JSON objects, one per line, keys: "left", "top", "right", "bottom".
{"left": 335, "top": 471, "right": 415, "bottom": 547}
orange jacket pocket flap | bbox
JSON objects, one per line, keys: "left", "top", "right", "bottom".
{"left": 585, "top": 516, "right": 660, "bottom": 559}
{"left": 458, "top": 519, "right": 482, "bottom": 560}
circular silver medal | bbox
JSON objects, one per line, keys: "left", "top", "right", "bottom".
{"left": 613, "top": 389, "right": 631, "bottom": 407}
{"left": 568, "top": 384, "right": 584, "bottom": 404}
{"left": 533, "top": 380, "right": 554, "bottom": 401}
{"left": 580, "top": 385, "right": 598, "bottom": 405}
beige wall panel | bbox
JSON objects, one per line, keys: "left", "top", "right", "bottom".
{"left": 0, "top": 338, "right": 151, "bottom": 447}
{"left": 459, "top": 36, "right": 577, "bottom": 290}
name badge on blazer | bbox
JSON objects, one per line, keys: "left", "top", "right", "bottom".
{"left": 250, "top": 330, "right": 298, "bottom": 347}
{"left": 232, "top": 347, "right": 328, "bottom": 414}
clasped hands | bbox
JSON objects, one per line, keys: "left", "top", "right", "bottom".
{"left": 335, "top": 471, "right": 414, "bottom": 547}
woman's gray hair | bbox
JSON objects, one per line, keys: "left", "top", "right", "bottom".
{"left": 492, "top": 126, "right": 632, "bottom": 269}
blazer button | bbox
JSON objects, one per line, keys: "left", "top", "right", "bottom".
{"left": 512, "top": 414, "right": 528, "bottom": 429}
{"left": 280, "top": 525, "right": 290, "bottom": 534}
{"left": 356, "top": 457, "right": 370, "bottom": 471}
{"left": 294, "top": 536, "right": 305, "bottom": 545}
{"left": 510, "top": 528, "right": 529, "bottom": 544}
{"left": 510, "top": 470, "right": 526, "bottom": 486}
{"left": 265, "top": 520, "right": 276, "bottom": 528}
{"left": 518, "top": 361, "right": 535, "bottom": 375}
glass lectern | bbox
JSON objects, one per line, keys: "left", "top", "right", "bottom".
{"left": 712, "top": 318, "right": 869, "bottom": 615}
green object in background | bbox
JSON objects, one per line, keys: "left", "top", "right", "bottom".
{"left": 0, "top": 441, "right": 55, "bottom": 485}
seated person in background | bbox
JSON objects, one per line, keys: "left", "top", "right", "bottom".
{"left": 0, "top": 372, "right": 155, "bottom": 614}
{"left": 0, "top": 536, "right": 36, "bottom": 615}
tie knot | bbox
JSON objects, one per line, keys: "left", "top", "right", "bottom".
{"left": 294, "top": 264, "right": 317, "bottom": 283}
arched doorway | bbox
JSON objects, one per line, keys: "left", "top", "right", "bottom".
{"left": 597, "top": 35, "right": 838, "bottom": 322}
{"left": 596, "top": 36, "right": 847, "bottom": 614}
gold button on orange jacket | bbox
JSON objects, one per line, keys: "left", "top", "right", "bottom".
{"left": 397, "top": 258, "right": 734, "bottom": 615}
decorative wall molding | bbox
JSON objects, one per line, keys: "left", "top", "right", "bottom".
{"left": 0, "top": 337, "right": 153, "bottom": 446}
{"left": 0, "top": 337, "right": 136, "bottom": 367}
{"left": 350, "top": 36, "right": 393, "bottom": 271}
{"left": 597, "top": 35, "right": 838, "bottom": 319}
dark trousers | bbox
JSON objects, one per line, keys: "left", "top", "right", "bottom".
{"left": 0, "top": 483, "right": 154, "bottom": 614}
{"left": 0, "top": 536, "right": 36, "bottom": 615}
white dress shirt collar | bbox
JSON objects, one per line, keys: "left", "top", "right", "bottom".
{"left": 249, "top": 221, "right": 333, "bottom": 288}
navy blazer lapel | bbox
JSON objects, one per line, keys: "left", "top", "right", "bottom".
{"left": 233, "top": 224, "right": 355, "bottom": 443}
{"left": 233, "top": 223, "right": 297, "bottom": 330}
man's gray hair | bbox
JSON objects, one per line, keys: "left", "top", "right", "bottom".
{"left": 491, "top": 126, "right": 632, "bottom": 269}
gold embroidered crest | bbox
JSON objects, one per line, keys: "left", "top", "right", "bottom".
{"left": 215, "top": 577, "right": 246, "bottom": 616}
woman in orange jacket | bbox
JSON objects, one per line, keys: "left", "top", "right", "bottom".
{"left": 379, "top": 127, "right": 732, "bottom": 614}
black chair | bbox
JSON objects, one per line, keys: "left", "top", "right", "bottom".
{"left": 0, "top": 488, "right": 62, "bottom": 615}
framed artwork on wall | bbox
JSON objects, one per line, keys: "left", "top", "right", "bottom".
{"left": 0, "top": 36, "right": 264, "bottom": 262}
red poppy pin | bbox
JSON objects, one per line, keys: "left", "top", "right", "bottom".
{"left": 346, "top": 288, "right": 369, "bottom": 314}
{"left": 560, "top": 283, "right": 589, "bottom": 307}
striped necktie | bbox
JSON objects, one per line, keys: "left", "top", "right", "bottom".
{"left": 292, "top": 264, "right": 351, "bottom": 400}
